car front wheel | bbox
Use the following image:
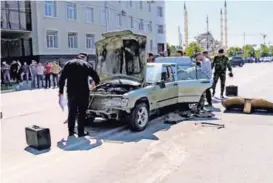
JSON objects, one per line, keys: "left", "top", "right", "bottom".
{"left": 129, "top": 103, "right": 149, "bottom": 132}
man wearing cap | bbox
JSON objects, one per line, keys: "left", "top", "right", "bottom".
{"left": 58, "top": 52, "right": 100, "bottom": 137}
{"left": 212, "top": 49, "right": 233, "bottom": 98}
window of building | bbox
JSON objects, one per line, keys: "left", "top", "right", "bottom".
{"left": 129, "top": 0, "right": 133, "bottom": 7}
{"left": 86, "top": 34, "right": 95, "bottom": 49}
{"left": 101, "top": 9, "right": 106, "bottom": 25}
{"left": 157, "top": 6, "right": 163, "bottom": 17}
{"left": 68, "top": 32, "right": 78, "bottom": 48}
{"left": 44, "top": 1, "right": 56, "bottom": 17}
{"left": 139, "top": 19, "right": 144, "bottom": 31}
{"left": 46, "top": 30, "right": 58, "bottom": 48}
{"left": 148, "top": 21, "right": 152, "bottom": 32}
{"left": 67, "top": 3, "right": 76, "bottom": 20}
{"left": 85, "top": 7, "right": 94, "bottom": 23}
{"left": 148, "top": 2, "right": 151, "bottom": 12}
{"left": 157, "top": 25, "right": 164, "bottom": 34}
{"left": 150, "top": 40, "right": 153, "bottom": 52}
{"left": 139, "top": 1, "right": 143, "bottom": 9}
{"left": 116, "top": 14, "right": 122, "bottom": 27}
{"left": 130, "top": 16, "right": 134, "bottom": 29}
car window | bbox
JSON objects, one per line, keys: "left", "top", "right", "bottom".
{"left": 161, "top": 65, "right": 175, "bottom": 83}
{"left": 177, "top": 65, "right": 197, "bottom": 80}
{"left": 196, "top": 68, "right": 209, "bottom": 80}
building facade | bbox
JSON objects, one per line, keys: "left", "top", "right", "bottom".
{"left": 1, "top": 0, "right": 167, "bottom": 63}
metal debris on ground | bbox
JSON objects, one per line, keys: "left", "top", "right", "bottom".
{"left": 195, "top": 122, "right": 225, "bottom": 129}
{"left": 164, "top": 109, "right": 215, "bottom": 124}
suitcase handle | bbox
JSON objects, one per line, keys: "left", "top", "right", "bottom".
{"left": 32, "top": 125, "right": 40, "bottom": 129}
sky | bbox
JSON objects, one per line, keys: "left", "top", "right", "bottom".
{"left": 165, "top": 0, "right": 273, "bottom": 48}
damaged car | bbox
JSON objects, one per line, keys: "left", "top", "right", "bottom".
{"left": 86, "top": 30, "right": 211, "bottom": 131}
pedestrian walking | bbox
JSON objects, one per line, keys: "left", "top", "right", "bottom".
{"left": 2, "top": 61, "right": 11, "bottom": 86}
{"left": 10, "top": 60, "right": 20, "bottom": 82}
{"left": 44, "top": 62, "right": 52, "bottom": 88}
{"left": 21, "top": 62, "right": 30, "bottom": 82}
{"left": 30, "top": 60, "right": 38, "bottom": 88}
{"left": 58, "top": 52, "right": 100, "bottom": 137}
{"left": 51, "top": 61, "right": 61, "bottom": 88}
{"left": 36, "top": 63, "right": 44, "bottom": 88}
{"left": 211, "top": 49, "right": 233, "bottom": 98}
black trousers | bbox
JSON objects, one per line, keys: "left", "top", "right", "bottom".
{"left": 67, "top": 93, "right": 89, "bottom": 135}
{"left": 52, "top": 74, "right": 58, "bottom": 87}
{"left": 205, "top": 88, "right": 212, "bottom": 106}
{"left": 45, "top": 74, "right": 51, "bottom": 88}
{"left": 212, "top": 72, "right": 226, "bottom": 96}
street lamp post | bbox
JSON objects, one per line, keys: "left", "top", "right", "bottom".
{"left": 206, "top": 15, "right": 209, "bottom": 51}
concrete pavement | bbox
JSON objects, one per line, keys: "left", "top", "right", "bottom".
{"left": 1, "top": 62, "right": 273, "bottom": 183}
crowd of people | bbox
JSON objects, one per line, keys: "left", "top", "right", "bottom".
{"left": 1, "top": 60, "right": 62, "bottom": 89}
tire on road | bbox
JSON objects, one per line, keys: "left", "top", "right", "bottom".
{"left": 128, "top": 102, "right": 149, "bottom": 132}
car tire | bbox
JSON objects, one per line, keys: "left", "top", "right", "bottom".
{"left": 239, "top": 63, "right": 243, "bottom": 67}
{"left": 129, "top": 102, "right": 149, "bottom": 132}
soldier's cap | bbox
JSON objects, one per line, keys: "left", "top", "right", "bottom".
{"left": 77, "top": 52, "right": 88, "bottom": 59}
{"left": 218, "top": 49, "right": 224, "bottom": 53}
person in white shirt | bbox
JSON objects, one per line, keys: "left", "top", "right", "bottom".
{"left": 36, "top": 63, "right": 44, "bottom": 88}
{"left": 195, "top": 52, "right": 212, "bottom": 107}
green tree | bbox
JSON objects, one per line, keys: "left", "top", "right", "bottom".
{"left": 260, "top": 44, "right": 270, "bottom": 57}
{"left": 242, "top": 44, "right": 255, "bottom": 57}
{"left": 269, "top": 46, "right": 273, "bottom": 56}
{"left": 227, "top": 47, "right": 242, "bottom": 57}
{"left": 184, "top": 42, "right": 203, "bottom": 57}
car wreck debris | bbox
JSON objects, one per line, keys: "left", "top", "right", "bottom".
{"left": 222, "top": 97, "right": 273, "bottom": 113}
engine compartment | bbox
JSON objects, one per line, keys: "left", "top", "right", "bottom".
{"left": 92, "top": 83, "right": 140, "bottom": 94}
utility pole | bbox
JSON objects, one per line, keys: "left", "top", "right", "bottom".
{"left": 243, "top": 32, "right": 246, "bottom": 46}
{"left": 206, "top": 15, "right": 209, "bottom": 51}
{"left": 104, "top": 1, "right": 108, "bottom": 32}
{"left": 261, "top": 33, "right": 267, "bottom": 45}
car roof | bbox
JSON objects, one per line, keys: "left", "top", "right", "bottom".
{"left": 147, "top": 62, "right": 177, "bottom": 66}
{"left": 155, "top": 56, "right": 192, "bottom": 65}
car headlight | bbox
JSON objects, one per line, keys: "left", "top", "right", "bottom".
{"left": 102, "top": 98, "right": 128, "bottom": 107}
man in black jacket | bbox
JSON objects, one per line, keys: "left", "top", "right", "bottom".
{"left": 59, "top": 53, "right": 100, "bottom": 137}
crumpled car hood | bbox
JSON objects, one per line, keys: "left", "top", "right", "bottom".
{"left": 95, "top": 30, "right": 147, "bottom": 83}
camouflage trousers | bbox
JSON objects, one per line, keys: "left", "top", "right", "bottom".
{"left": 212, "top": 72, "right": 226, "bottom": 96}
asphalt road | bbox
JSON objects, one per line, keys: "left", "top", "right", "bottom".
{"left": 1, "top": 63, "right": 273, "bottom": 183}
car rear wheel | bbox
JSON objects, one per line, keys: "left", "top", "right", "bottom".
{"left": 239, "top": 63, "right": 243, "bottom": 67}
{"left": 129, "top": 103, "right": 149, "bottom": 132}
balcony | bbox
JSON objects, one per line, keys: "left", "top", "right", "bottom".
{"left": 1, "top": 0, "right": 32, "bottom": 33}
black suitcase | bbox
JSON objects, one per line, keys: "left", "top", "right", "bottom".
{"left": 225, "top": 85, "right": 238, "bottom": 96}
{"left": 25, "top": 125, "right": 51, "bottom": 150}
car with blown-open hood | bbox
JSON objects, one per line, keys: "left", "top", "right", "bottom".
{"left": 87, "top": 30, "right": 211, "bottom": 131}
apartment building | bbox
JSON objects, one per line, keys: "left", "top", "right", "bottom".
{"left": 1, "top": 0, "right": 166, "bottom": 63}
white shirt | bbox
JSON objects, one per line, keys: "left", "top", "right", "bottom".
{"left": 201, "top": 57, "right": 212, "bottom": 79}
{"left": 36, "top": 65, "right": 44, "bottom": 75}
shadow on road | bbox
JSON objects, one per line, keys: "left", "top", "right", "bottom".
{"left": 24, "top": 146, "right": 51, "bottom": 155}
{"left": 57, "top": 136, "right": 102, "bottom": 151}
{"left": 224, "top": 110, "right": 273, "bottom": 116}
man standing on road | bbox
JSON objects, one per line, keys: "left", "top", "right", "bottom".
{"left": 59, "top": 52, "right": 100, "bottom": 137}
{"left": 201, "top": 51, "right": 213, "bottom": 106}
{"left": 212, "top": 49, "right": 233, "bottom": 98}
{"left": 21, "top": 62, "right": 30, "bottom": 83}
{"left": 36, "top": 63, "right": 44, "bottom": 88}
{"left": 44, "top": 62, "right": 52, "bottom": 88}
{"left": 51, "top": 61, "right": 61, "bottom": 88}
{"left": 30, "top": 60, "right": 38, "bottom": 88}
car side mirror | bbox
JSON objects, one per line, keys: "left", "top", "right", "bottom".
{"left": 156, "top": 80, "right": 166, "bottom": 88}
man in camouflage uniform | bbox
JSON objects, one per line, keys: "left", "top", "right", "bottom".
{"left": 212, "top": 49, "right": 233, "bottom": 98}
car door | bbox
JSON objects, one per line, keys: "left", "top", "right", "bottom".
{"left": 156, "top": 64, "right": 178, "bottom": 108}
{"left": 177, "top": 65, "right": 201, "bottom": 103}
